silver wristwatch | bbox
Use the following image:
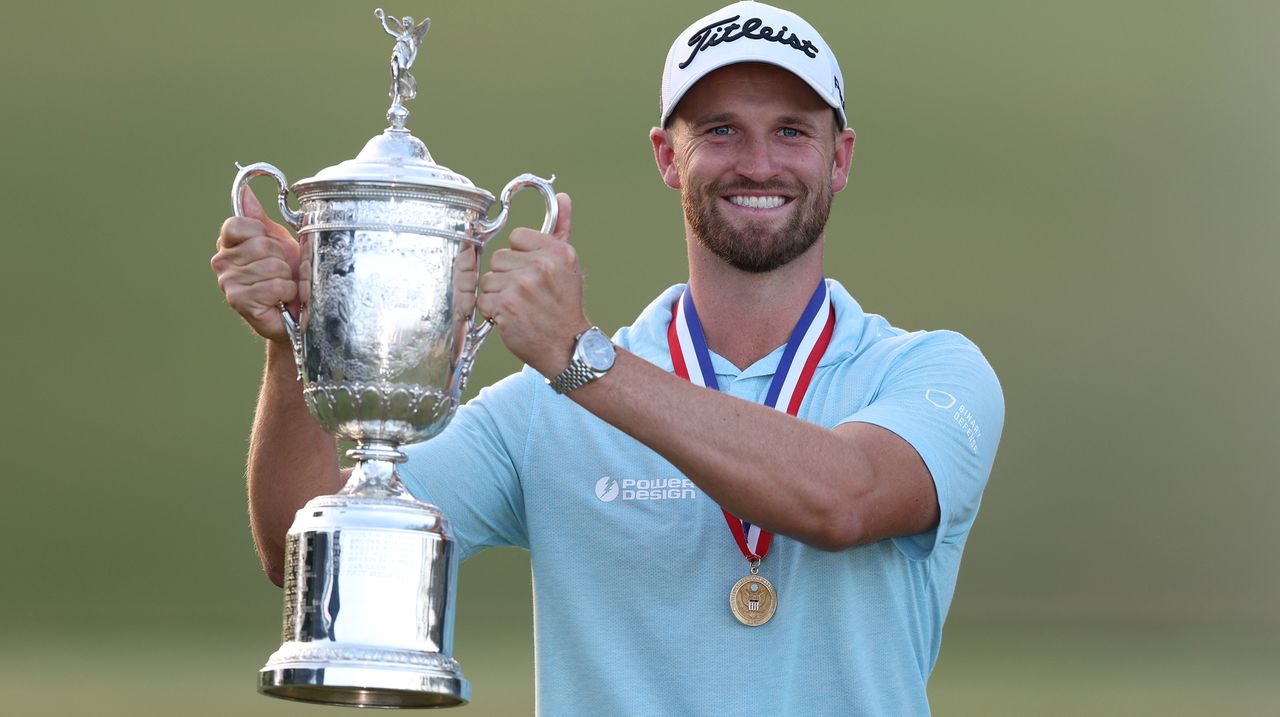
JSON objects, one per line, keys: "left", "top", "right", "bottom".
{"left": 547, "top": 327, "right": 616, "bottom": 394}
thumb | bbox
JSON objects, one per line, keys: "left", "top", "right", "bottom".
{"left": 551, "top": 192, "right": 572, "bottom": 242}
{"left": 239, "top": 184, "right": 294, "bottom": 243}
{"left": 239, "top": 184, "right": 269, "bottom": 222}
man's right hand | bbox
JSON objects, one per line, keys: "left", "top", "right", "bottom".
{"left": 211, "top": 186, "right": 301, "bottom": 343}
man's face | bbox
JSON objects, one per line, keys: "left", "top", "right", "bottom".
{"left": 653, "top": 63, "right": 854, "bottom": 273}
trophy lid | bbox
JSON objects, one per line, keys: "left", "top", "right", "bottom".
{"left": 296, "top": 9, "right": 488, "bottom": 198}
{"left": 303, "top": 127, "right": 483, "bottom": 194}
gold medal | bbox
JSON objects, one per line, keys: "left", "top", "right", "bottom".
{"left": 668, "top": 284, "right": 833, "bottom": 631}
{"left": 729, "top": 573, "right": 777, "bottom": 626}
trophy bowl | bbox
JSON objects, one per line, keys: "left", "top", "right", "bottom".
{"left": 230, "top": 9, "right": 556, "bottom": 708}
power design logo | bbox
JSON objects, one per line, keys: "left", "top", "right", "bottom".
{"left": 595, "top": 476, "right": 699, "bottom": 503}
{"left": 595, "top": 476, "right": 621, "bottom": 502}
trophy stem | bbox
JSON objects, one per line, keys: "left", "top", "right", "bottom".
{"left": 342, "top": 441, "right": 410, "bottom": 499}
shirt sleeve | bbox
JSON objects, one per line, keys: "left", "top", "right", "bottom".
{"left": 837, "top": 331, "right": 1005, "bottom": 560}
{"left": 399, "top": 367, "right": 538, "bottom": 560}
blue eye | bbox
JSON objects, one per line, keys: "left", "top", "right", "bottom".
{"left": 711, "top": 126, "right": 732, "bottom": 136}
{"left": 779, "top": 127, "right": 800, "bottom": 138}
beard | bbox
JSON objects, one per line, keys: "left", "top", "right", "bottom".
{"left": 681, "top": 177, "right": 832, "bottom": 273}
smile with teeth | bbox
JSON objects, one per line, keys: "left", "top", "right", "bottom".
{"left": 727, "top": 195, "right": 788, "bottom": 210}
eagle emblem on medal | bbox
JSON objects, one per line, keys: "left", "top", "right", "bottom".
{"left": 729, "top": 574, "right": 777, "bottom": 626}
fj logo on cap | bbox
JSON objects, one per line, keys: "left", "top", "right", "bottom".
{"left": 679, "top": 14, "right": 820, "bottom": 70}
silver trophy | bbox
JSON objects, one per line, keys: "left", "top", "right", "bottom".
{"left": 231, "top": 9, "right": 556, "bottom": 708}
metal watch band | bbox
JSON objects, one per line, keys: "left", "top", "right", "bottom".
{"left": 548, "top": 327, "right": 614, "bottom": 394}
{"left": 548, "top": 358, "right": 598, "bottom": 394}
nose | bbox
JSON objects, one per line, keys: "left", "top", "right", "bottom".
{"left": 734, "top": 133, "right": 778, "bottom": 183}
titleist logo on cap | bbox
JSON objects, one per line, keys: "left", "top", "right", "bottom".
{"left": 678, "top": 14, "right": 820, "bottom": 70}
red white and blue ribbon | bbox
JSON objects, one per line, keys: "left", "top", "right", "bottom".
{"left": 668, "top": 278, "right": 836, "bottom": 563}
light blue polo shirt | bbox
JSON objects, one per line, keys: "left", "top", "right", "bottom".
{"left": 401, "top": 280, "right": 1004, "bottom": 716}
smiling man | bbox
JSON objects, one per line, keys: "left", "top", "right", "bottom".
{"left": 665, "top": 62, "right": 842, "bottom": 275}
{"left": 212, "top": 2, "right": 1004, "bottom": 714}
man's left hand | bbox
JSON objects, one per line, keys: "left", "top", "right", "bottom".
{"left": 477, "top": 192, "right": 589, "bottom": 378}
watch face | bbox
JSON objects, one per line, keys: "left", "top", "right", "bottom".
{"left": 579, "top": 329, "right": 616, "bottom": 371}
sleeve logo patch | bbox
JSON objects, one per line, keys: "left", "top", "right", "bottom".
{"left": 925, "top": 389, "right": 957, "bottom": 409}
{"left": 926, "top": 389, "right": 982, "bottom": 455}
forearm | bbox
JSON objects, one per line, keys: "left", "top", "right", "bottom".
{"left": 247, "top": 341, "right": 345, "bottom": 585}
{"left": 569, "top": 350, "right": 890, "bottom": 550}
{"left": 467, "top": 193, "right": 935, "bottom": 549}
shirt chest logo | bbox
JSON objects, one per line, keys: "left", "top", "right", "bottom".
{"left": 594, "top": 475, "right": 699, "bottom": 503}
{"left": 594, "top": 476, "right": 621, "bottom": 502}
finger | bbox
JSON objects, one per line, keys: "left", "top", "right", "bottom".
{"left": 219, "top": 235, "right": 289, "bottom": 267}
{"left": 508, "top": 226, "right": 557, "bottom": 252}
{"left": 219, "top": 216, "right": 267, "bottom": 248}
{"left": 477, "top": 270, "right": 513, "bottom": 296}
{"left": 488, "top": 247, "right": 530, "bottom": 272}
{"left": 231, "top": 255, "right": 295, "bottom": 284}
{"left": 229, "top": 276, "right": 298, "bottom": 305}
{"left": 475, "top": 292, "right": 501, "bottom": 322}
{"left": 224, "top": 277, "right": 298, "bottom": 325}
{"left": 551, "top": 192, "right": 572, "bottom": 242}
{"left": 217, "top": 263, "right": 296, "bottom": 305}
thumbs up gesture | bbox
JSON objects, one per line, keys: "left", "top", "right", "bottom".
{"left": 476, "top": 192, "right": 592, "bottom": 378}
{"left": 210, "top": 186, "right": 301, "bottom": 344}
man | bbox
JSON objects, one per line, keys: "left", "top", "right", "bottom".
{"left": 211, "top": 2, "right": 1003, "bottom": 714}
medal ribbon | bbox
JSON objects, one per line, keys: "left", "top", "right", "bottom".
{"left": 668, "top": 278, "right": 836, "bottom": 563}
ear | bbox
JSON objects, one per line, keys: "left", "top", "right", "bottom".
{"left": 830, "top": 127, "right": 856, "bottom": 194}
{"left": 650, "top": 127, "right": 682, "bottom": 190}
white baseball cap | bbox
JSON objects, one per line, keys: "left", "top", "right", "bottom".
{"left": 660, "top": 1, "right": 847, "bottom": 128}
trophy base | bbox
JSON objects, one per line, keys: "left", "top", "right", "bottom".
{"left": 260, "top": 657, "right": 470, "bottom": 708}
{"left": 259, "top": 461, "right": 469, "bottom": 708}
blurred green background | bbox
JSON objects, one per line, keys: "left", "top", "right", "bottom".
{"left": 1, "top": 1, "right": 1276, "bottom": 715}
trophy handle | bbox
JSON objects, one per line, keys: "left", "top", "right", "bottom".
{"left": 232, "top": 162, "right": 307, "bottom": 381}
{"left": 459, "top": 173, "right": 558, "bottom": 391}
{"left": 457, "top": 314, "right": 493, "bottom": 394}
{"left": 474, "top": 173, "right": 558, "bottom": 241}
